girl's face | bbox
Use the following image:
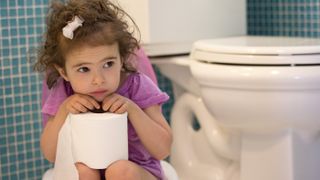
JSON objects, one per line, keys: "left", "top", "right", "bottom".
{"left": 57, "top": 43, "right": 123, "bottom": 102}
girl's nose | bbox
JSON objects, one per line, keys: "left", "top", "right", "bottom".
{"left": 92, "top": 72, "right": 105, "bottom": 85}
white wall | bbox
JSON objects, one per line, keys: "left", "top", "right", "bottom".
{"left": 111, "top": 0, "right": 150, "bottom": 43}
{"left": 115, "top": 0, "right": 246, "bottom": 44}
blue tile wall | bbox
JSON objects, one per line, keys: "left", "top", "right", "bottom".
{"left": 153, "top": 65, "right": 175, "bottom": 123}
{"left": 2, "top": 0, "right": 320, "bottom": 179}
{"left": 248, "top": 0, "right": 320, "bottom": 37}
{"left": 0, "top": 0, "right": 51, "bottom": 180}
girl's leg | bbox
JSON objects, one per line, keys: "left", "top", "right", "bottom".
{"left": 75, "top": 162, "right": 101, "bottom": 180}
{"left": 105, "top": 160, "right": 157, "bottom": 180}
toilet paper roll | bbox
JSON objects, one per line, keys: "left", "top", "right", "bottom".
{"left": 70, "top": 112, "right": 128, "bottom": 169}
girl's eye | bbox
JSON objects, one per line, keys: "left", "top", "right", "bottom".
{"left": 77, "top": 67, "right": 89, "bottom": 73}
{"left": 103, "top": 61, "right": 114, "bottom": 68}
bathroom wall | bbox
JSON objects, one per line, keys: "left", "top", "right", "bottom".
{"left": 0, "top": 0, "right": 52, "bottom": 179}
{"left": 248, "top": 0, "right": 320, "bottom": 37}
{"left": 1, "top": 0, "right": 320, "bottom": 179}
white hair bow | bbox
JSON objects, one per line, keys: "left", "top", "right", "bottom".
{"left": 62, "top": 16, "right": 84, "bottom": 39}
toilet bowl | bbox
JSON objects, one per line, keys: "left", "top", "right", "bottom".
{"left": 152, "top": 57, "right": 241, "bottom": 180}
{"left": 152, "top": 36, "right": 320, "bottom": 180}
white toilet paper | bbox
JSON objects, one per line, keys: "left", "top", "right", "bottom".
{"left": 53, "top": 112, "right": 128, "bottom": 180}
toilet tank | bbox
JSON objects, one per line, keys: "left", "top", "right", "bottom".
{"left": 113, "top": 0, "right": 246, "bottom": 48}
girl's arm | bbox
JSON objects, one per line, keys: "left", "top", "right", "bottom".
{"left": 102, "top": 94, "right": 172, "bottom": 160}
{"left": 40, "top": 94, "right": 100, "bottom": 162}
{"left": 40, "top": 104, "right": 68, "bottom": 162}
{"left": 128, "top": 103, "right": 173, "bottom": 160}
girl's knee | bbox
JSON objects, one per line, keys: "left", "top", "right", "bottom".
{"left": 75, "top": 162, "right": 100, "bottom": 180}
{"left": 105, "top": 160, "right": 140, "bottom": 180}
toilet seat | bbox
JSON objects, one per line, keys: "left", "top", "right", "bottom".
{"left": 192, "top": 36, "right": 320, "bottom": 65}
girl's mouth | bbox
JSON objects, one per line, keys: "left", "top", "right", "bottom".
{"left": 90, "top": 90, "right": 107, "bottom": 97}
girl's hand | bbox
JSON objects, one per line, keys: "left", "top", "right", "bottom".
{"left": 102, "top": 93, "right": 132, "bottom": 114}
{"left": 63, "top": 93, "right": 100, "bottom": 114}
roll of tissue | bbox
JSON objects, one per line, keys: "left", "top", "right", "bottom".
{"left": 70, "top": 112, "right": 128, "bottom": 169}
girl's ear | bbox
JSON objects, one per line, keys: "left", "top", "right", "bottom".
{"left": 120, "top": 58, "right": 124, "bottom": 67}
{"left": 54, "top": 64, "right": 69, "bottom": 81}
{"left": 120, "top": 60, "right": 126, "bottom": 72}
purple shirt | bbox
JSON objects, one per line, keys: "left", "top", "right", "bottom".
{"left": 42, "top": 73, "right": 169, "bottom": 179}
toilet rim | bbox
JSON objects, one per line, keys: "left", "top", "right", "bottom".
{"left": 192, "top": 36, "right": 320, "bottom": 66}
{"left": 192, "top": 50, "right": 320, "bottom": 66}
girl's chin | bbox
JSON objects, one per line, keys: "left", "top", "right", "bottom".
{"left": 92, "top": 96, "right": 104, "bottom": 102}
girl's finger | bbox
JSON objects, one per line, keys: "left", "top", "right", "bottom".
{"left": 115, "top": 104, "right": 128, "bottom": 114}
{"left": 102, "top": 94, "right": 120, "bottom": 111}
{"left": 72, "top": 102, "right": 88, "bottom": 113}
{"left": 84, "top": 95, "right": 100, "bottom": 109}
{"left": 76, "top": 97, "right": 94, "bottom": 110}
{"left": 109, "top": 99, "right": 124, "bottom": 112}
{"left": 68, "top": 107, "right": 80, "bottom": 114}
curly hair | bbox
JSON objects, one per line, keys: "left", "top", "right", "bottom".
{"left": 34, "top": 0, "right": 140, "bottom": 89}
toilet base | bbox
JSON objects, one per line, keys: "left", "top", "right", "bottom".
{"left": 170, "top": 93, "right": 240, "bottom": 180}
{"left": 241, "top": 129, "right": 320, "bottom": 180}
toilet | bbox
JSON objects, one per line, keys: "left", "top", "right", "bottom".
{"left": 151, "top": 35, "right": 320, "bottom": 180}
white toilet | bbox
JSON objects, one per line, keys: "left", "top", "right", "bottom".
{"left": 152, "top": 36, "right": 320, "bottom": 180}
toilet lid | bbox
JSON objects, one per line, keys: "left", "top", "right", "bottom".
{"left": 192, "top": 36, "right": 320, "bottom": 65}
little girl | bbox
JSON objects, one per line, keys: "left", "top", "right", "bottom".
{"left": 34, "top": 0, "right": 172, "bottom": 179}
